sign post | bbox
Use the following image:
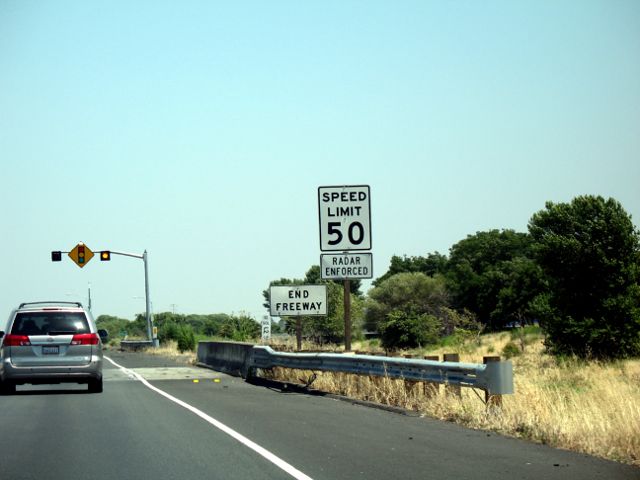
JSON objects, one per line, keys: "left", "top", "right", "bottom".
{"left": 318, "top": 185, "right": 372, "bottom": 352}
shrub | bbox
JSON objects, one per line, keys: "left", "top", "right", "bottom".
{"left": 379, "top": 310, "right": 442, "bottom": 350}
{"left": 159, "top": 321, "right": 179, "bottom": 344}
{"left": 176, "top": 325, "right": 196, "bottom": 352}
{"left": 502, "top": 341, "right": 521, "bottom": 359}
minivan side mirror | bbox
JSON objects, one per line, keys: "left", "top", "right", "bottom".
{"left": 97, "top": 329, "right": 109, "bottom": 343}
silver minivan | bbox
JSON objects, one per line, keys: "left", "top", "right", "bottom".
{"left": 0, "top": 302, "right": 107, "bottom": 394}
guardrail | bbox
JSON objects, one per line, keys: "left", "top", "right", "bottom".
{"left": 196, "top": 342, "right": 514, "bottom": 397}
{"left": 250, "top": 346, "right": 514, "bottom": 396}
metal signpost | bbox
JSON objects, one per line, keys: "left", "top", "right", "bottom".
{"left": 318, "top": 185, "right": 372, "bottom": 351}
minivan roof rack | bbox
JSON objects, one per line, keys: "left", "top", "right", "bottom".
{"left": 18, "top": 301, "right": 83, "bottom": 308}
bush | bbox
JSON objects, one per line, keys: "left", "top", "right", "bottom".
{"left": 502, "top": 341, "right": 521, "bottom": 359}
{"left": 219, "top": 314, "right": 260, "bottom": 342}
{"left": 159, "top": 321, "right": 179, "bottom": 344}
{"left": 176, "top": 325, "right": 196, "bottom": 352}
{"left": 379, "top": 310, "right": 442, "bottom": 350}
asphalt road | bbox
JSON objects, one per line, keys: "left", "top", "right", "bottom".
{"left": 0, "top": 349, "right": 637, "bottom": 480}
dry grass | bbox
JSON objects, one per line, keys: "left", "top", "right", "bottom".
{"left": 139, "top": 340, "right": 197, "bottom": 364}
{"left": 261, "top": 333, "right": 640, "bottom": 467}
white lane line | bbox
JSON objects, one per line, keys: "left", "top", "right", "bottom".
{"left": 104, "top": 356, "right": 313, "bottom": 480}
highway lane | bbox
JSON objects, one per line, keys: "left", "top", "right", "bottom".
{"left": 0, "top": 362, "right": 294, "bottom": 480}
{"left": 0, "top": 350, "right": 637, "bottom": 480}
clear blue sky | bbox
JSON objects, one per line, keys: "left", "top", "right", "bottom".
{"left": 1, "top": 1, "right": 638, "bottom": 322}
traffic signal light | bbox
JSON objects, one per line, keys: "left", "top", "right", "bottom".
{"left": 51, "top": 251, "right": 62, "bottom": 262}
{"left": 100, "top": 251, "right": 111, "bottom": 261}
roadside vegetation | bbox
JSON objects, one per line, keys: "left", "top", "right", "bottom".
{"left": 97, "top": 311, "right": 262, "bottom": 351}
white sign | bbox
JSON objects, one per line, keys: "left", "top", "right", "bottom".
{"left": 321, "top": 253, "right": 373, "bottom": 280}
{"left": 261, "top": 315, "right": 271, "bottom": 341}
{"left": 270, "top": 285, "right": 327, "bottom": 316}
{"left": 318, "top": 185, "right": 371, "bottom": 251}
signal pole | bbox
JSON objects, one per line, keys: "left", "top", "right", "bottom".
{"left": 103, "top": 249, "right": 156, "bottom": 347}
{"left": 52, "top": 243, "right": 156, "bottom": 347}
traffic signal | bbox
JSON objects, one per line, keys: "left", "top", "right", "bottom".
{"left": 51, "top": 251, "right": 62, "bottom": 262}
{"left": 100, "top": 251, "right": 111, "bottom": 261}
{"left": 78, "top": 244, "right": 86, "bottom": 264}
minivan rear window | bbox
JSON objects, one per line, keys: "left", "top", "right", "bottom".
{"left": 12, "top": 312, "right": 90, "bottom": 335}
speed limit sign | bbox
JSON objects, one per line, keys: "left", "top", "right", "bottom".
{"left": 318, "top": 185, "right": 371, "bottom": 251}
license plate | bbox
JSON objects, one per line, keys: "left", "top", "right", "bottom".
{"left": 42, "top": 346, "right": 59, "bottom": 355}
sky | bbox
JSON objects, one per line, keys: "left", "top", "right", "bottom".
{"left": 1, "top": 1, "right": 638, "bottom": 323}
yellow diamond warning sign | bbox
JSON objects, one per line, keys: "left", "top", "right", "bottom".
{"left": 68, "top": 242, "right": 94, "bottom": 268}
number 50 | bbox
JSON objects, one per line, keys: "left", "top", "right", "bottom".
{"left": 327, "top": 221, "right": 365, "bottom": 246}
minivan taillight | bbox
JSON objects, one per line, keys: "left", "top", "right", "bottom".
{"left": 71, "top": 333, "right": 99, "bottom": 346}
{"left": 3, "top": 334, "right": 31, "bottom": 346}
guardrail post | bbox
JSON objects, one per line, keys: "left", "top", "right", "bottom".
{"left": 423, "top": 355, "right": 440, "bottom": 398}
{"left": 483, "top": 356, "right": 503, "bottom": 407}
{"left": 443, "top": 353, "right": 461, "bottom": 397}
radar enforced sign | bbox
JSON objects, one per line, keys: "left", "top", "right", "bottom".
{"left": 270, "top": 285, "right": 327, "bottom": 316}
{"left": 321, "top": 253, "right": 373, "bottom": 280}
{"left": 318, "top": 185, "right": 371, "bottom": 251}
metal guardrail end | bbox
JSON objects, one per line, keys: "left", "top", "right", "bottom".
{"left": 483, "top": 361, "right": 514, "bottom": 395}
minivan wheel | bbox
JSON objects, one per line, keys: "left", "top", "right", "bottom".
{"left": 88, "top": 378, "right": 103, "bottom": 394}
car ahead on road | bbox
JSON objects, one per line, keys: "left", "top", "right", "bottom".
{"left": 0, "top": 301, "right": 108, "bottom": 394}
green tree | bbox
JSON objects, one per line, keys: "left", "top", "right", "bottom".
{"left": 303, "top": 281, "right": 365, "bottom": 344}
{"left": 202, "top": 314, "right": 230, "bottom": 336}
{"left": 373, "top": 252, "right": 448, "bottom": 286}
{"left": 365, "top": 272, "right": 449, "bottom": 334}
{"left": 491, "top": 256, "right": 547, "bottom": 325}
{"left": 129, "top": 314, "right": 151, "bottom": 337}
{"left": 378, "top": 309, "right": 442, "bottom": 350}
{"left": 95, "top": 315, "right": 132, "bottom": 342}
{"left": 446, "top": 229, "right": 542, "bottom": 329}
{"left": 529, "top": 195, "right": 640, "bottom": 358}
